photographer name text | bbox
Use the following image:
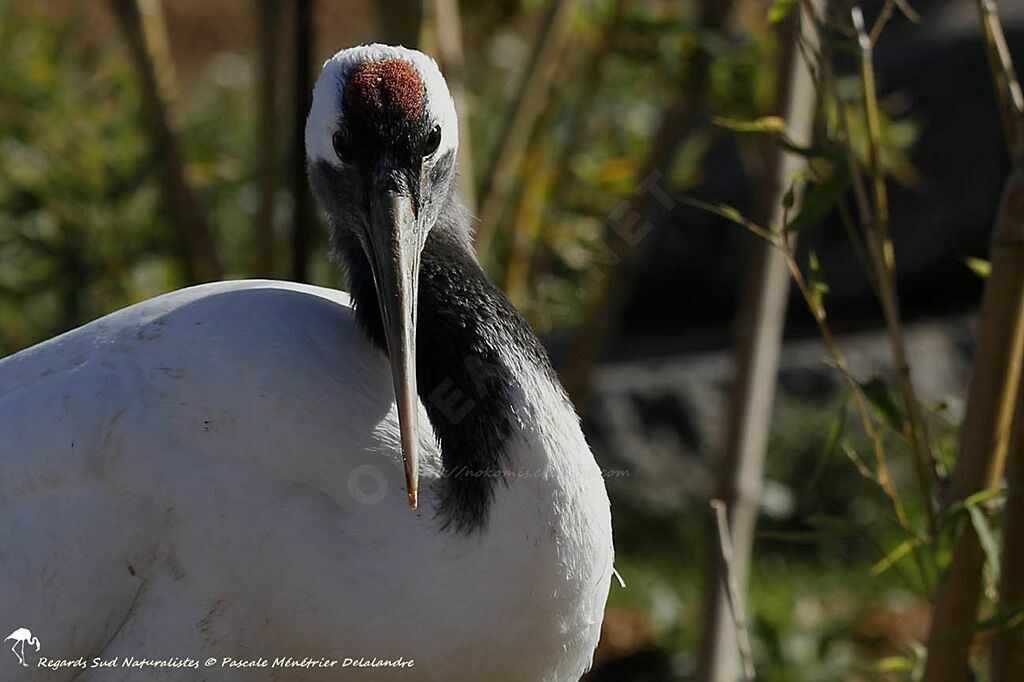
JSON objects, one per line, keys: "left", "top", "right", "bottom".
{"left": 36, "top": 656, "right": 415, "bottom": 671}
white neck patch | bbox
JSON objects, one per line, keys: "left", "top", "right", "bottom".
{"left": 305, "top": 44, "right": 459, "bottom": 166}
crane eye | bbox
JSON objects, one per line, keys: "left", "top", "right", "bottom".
{"left": 423, "top": 125, "right": 441, "bottom": 157}
{"left": 332, "top": 130, "right": 353, "bottom": 164}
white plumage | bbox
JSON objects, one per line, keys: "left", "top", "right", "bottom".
{"left": 0, "top": 281, "right": 612, "bottom": 681}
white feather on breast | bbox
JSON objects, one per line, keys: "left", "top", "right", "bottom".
{"left": 0, "top": 280, "right": 612, "bottom": 682}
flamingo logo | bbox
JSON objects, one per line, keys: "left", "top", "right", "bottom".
{"left": 5, "top": 628, "right": 40, "bottom": 667}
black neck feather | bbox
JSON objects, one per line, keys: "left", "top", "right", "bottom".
{"left": 335, "top": 187, "right": 561, "bottom": 533}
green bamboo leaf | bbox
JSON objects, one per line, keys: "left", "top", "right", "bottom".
{"left": 778, "top": 136, "right": 837, "bottom": 161}
{"left": 945, "top": 602, "right": 1024, "bottom": 639}
{"left": 860, "top": 377, "right": 906, "bottom": 431}
{"left": 782, "top": 184, "right": 795, "bottom": 211}
{"left": 968, "top": 506, "right": 1001, "bottom": 584}
{"left": 964, "top": 256, "right": 992, "bottom": 279}
{"left": 964, "top": 487, "right": 1007, "bottom": 509}
{"left": 873, "top": 656, "right": 915, "bottom": 672}
{"left": 787, "top": 168, "right": 851, "bottom": 232}
{"left": 681, "top": 198, "right": 775, "bottom": 243}
{"left": 943, "top": 488, "right": 1009, "bottom": 530}
{"left": 682, "top": 198, "right": 746, "bottom": 225}
{"left": 711, "top": 115, "right": 786, "bottom": 133}
{"left": 821, "top": 393, "right": 847, "bottom": 461}
{"left": 802, "top": 392, "right": 849, "bottom": 495}
{"left": 807, "top": 250, "right": 830, "bottom": 309}
{"left": 871, "top": 536, "right": 924, "bottom": 576}
{"left": 767, "top": 0, "right": 799, "bottom": 23}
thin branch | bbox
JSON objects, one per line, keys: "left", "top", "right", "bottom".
{"left": 712, "top": 209, "right": 914, "bottom": 536}
{"left": 503, "top": 0, "right": 627, "bottom": 309}
{"left": 256, "top": 0, "right": 281, "bottom": 277}
{"left": 424, "top": 0, "right": 475, "bottom": 209}
{"left": 869, "top": 0, "right": 920, "bottom": 44}
{"left": 976, "top": 0, "right": 1024, "bottom": 159}
{"left": 290, "top": 0, "right": 314, "bottom": 282}
{"left": 502, "top": 131, "right": 555, "bottom": 306}
{"left": 681, "top": 198, "right": 781, "bottom": 245}
{"left": 474, "top": 0, "right": 577, "bottom": 260}
{"left": 137, "top": 0, "right": 180, "bottom": 119}
{"left": 559, "top": 0, "right": 739, "bottom": 407}
{"left": 852, "top": 6, "right": 939, "bottom": 537}
{"left": 106, "top": 0, "right": 222, "bottom": 282}
{"left": 516, "top": 0, "right": 626, "bottom": 319}
{"left": 783, "top": 238, "right": 912, "bottom": 533}
{"left": 835, "top": 197, "right": 877, "bottom": 297}
{"left": 869, "top": 0, "right": 897, "bottom": 43}
{"left": 710, "top": 500, "right": 756, "bottom": 682}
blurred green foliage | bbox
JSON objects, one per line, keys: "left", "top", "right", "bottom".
{"left": 0, "top": 4, "right": 160, "bottom": 351}
{"left": 0, "top": 0, "right": 775, "bottom": 350}
{"left": 0, "top": 2, "right": 340, "bottom": 355}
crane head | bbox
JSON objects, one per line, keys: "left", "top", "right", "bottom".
{"left": 305, "top": 45, "right": 461, "bottom": 511}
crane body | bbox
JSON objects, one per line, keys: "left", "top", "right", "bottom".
{"left": 0, "top": 44, "right": 614, "bottom": 681}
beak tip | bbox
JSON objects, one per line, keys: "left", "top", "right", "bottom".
{"left": 402, "top": 441, "right": 419, "bottom": 512}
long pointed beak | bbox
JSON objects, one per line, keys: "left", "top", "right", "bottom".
{"left": 367, "top": 186, "right": 421, "bottom": 510}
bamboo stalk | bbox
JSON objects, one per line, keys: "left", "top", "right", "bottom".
{"left": 256, "top": 0, "right": 281, "bottom": 277}
{"left": 807, "top": 2, "right": 882, "bottom": 302}
{"left": 992, "top": 379, "right": 1024, "bottom": 681}
{"left": 503, "top": 139, "right": 553, "bottom": 307}
{"left": 806, "top": 5, "right": 938, "bottom": 577}
{"left": 709, "top": 500, "right": 756, "bottom": 682}
{"left": 921, "top": 162, "right": 1024, "bottom": 682}
{"left": 424, "top": 0, "right": 475, "bottom": 210}
{"left": 868, "top": 0, "right": 920, "bottom": 44}
{"left": 495, "top": 35, "right": 594, "bottom": 302}
{"left": 922, "top": 1, "right": 1024, "bottom": 676}
{"left": 137, "top": 0, "right": 180, "bottom": 120}
{"left": 107, "top": 0, "right": 222, "bottom": 282}
{"left": 698, "top": 3, "right": 823, "bottom": 679}
{"left": 473, "top": 0, "right": 576, "bottom": 261}
{"left": 976, "top": 0, "right": 1024, "bottom": 158}
{"left": 806, "top": 23, "right": 932, "bottom": 524}
{"left": 290, "top": 0, "right": 314, "bottom": 282}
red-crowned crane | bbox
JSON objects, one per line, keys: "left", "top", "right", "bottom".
{"left": 0, "top": 45, "right": 614, "bottom": 681}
